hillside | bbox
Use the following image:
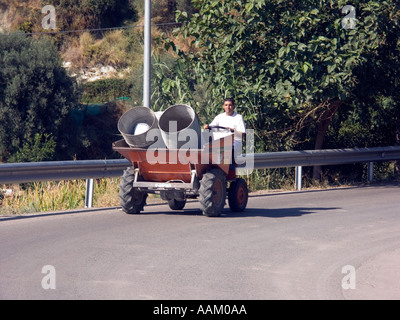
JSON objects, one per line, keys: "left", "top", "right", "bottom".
{"left": 0, "top": 0, "right": 197, "bottom": 161}
{"left": 0, "top": 0, "right": 192, "bottom": 85}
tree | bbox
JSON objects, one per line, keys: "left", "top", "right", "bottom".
{"left": 352, "top": 1, "right": 400, "bottom": 173}
{"left": 0, "top": 33, "right": 79, "bottom": 162}
{"left": 158, "top": 0, "right": 399, "bottom": 178}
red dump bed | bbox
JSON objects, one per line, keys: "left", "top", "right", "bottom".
{"left": 112, "top": 134, "right": 234, "bottom": 182}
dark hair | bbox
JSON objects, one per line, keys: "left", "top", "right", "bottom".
{"left": 224, "top": 98, "right": 235, "bottom": 105}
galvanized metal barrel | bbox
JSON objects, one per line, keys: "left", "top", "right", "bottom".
{"left": 158, "top": 104, "right": 201, "bottom": 149}
{"left": 117, "top": 106, "right": 159, "bottom": 148}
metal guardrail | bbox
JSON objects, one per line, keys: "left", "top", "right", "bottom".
{"left": 0, "top": 159, "right": 130, "bottom": 184}
{"left": 247, "top": 146, "right": 400, "bottom": 169}
{"left": 1, "top": 146, "right": 399, "bottom": 207}
{"left": 1, "top": 146, "right": 399, "bottom": 184}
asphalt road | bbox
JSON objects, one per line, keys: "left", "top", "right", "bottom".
{"left": 0, "top": 184, "right": 399, "bottom": 300}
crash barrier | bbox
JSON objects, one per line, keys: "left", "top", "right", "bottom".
{"left": 1, "top": 146, "right": 400, "bottom": 208}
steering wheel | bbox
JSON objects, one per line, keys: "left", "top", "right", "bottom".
{"left": 207, "top": 125, "right": 234, "bottom": 132}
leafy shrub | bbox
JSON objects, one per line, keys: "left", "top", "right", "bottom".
{"left": 8, "top": 133, "right": 56, "bottom": 163}
{"left": 0, "top": 33, "right": 79, "bottom": 162}
{"left": 82, "top": 78, "right": 133, "bottom": 103}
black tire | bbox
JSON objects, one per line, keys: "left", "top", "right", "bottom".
{"left": 228, "top": 178, "right": 248, "bottom": 212}
{"left": 199, "top": 168, "right": 226, "bottom": 217}
{"left": 168, "top": 199, "right": 186, "bottom": 210}
{"left": 118, "top": 167, "right": 147, "bottom": 214}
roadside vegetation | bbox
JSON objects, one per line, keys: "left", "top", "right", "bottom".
{"left": 0, "top": 179, "right": 120, "bottom": 215}
{"left": 0, "top": 0, "right": 399, "bottom": 214}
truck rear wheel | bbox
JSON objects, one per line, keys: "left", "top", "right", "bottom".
{"left": 199, "top": 168, "right": 226, "bottom": 217}
{"left": 228, "top": 178, "right": 248, "bottom": 212}
{"left": 119, "top": 167, "right": 147, "bottom": 214}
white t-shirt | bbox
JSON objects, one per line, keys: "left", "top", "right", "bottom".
{"left": 210, "top": 112, "right": 246, "bottom": 151}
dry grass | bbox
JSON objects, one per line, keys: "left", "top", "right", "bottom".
{"left": 0, "top": 179, "right": 120, "bottom": 215}
{"left": 62, "top": 30, "right": 135, "bottom": 71}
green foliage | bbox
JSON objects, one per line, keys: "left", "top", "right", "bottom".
{"left": 8, "top": 133, "right": 56, "bottom": 163}
{"left": 82, "top": 78, "right": 133, "bottom": 103}
{"left": 151, "top": 53, "right": 194, "bottom": 111}
{"left": 0, "top": 33, "right": 79, "bottom": 162}
{"left": 68, "top": 101, "right": 128, "bottom": 160}
{"left": 321, "top": 0, "right": 400, "bottom": 151}
{"left": 156, "top": 0, "right": 399, "bottom": 153}
{"left": 17, "top": 21, "right": 33, "bottom": 33}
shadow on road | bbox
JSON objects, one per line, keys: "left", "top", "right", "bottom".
{"left": 0, "top": 203, "right": 340, "bottom": 221}
{"left": 221, "top": 206, "right": 340, "bottom": 218}
{"left": 138, "top": 205, "right": 341, "bottom": 218}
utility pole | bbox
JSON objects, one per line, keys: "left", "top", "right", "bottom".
{"left": 143, "top": 0, "right": 151, "bottom": 108}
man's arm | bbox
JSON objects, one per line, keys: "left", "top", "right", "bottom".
{"left": 204, "top": 114, "right": 221, "bottom": 130}
{"left": 233, "top": 114, "right": 246, "bottom": 138}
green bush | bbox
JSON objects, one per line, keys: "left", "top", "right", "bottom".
{"left": 0, "top": 33, "right": 79, "bottom": 162}
{"left": 8, "top": 133, "right": 56, "bottom": 163}
{"left": 82, "top": 78, "right": 132, "bottom": 103}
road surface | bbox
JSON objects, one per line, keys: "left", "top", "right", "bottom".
{"left": 0, "top": 184, "right": 399, "bottom": 300}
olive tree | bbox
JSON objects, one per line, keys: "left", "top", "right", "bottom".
{"left": 0, "top": 33, "right": 78, "bottom": 162}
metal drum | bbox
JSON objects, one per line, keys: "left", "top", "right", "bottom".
{"left": 158, "top": 104, "right": 201, "bottom": 149}
{"left": 117, "top": 106, "right": 159, "bottom": 148}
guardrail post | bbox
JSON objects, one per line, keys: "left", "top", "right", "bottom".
{"left": 295, "top": 166, "right": 302, "bottom": 191}
{"left": 85, "top": 178, "right": 94, "bottom": 208}
{"left": 367, "top": 162, "right": 374, "bottom": 183}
